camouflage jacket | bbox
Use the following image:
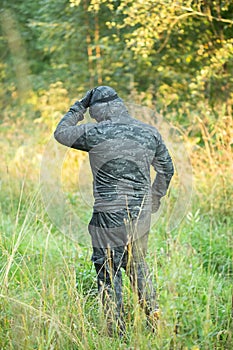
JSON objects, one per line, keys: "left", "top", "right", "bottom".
{"left": 54, "top": 101, "right": 174, "bottom": 223}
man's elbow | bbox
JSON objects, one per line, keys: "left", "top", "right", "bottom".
{"left": 54, "top": 129, "right": 67, "bottom": 146}
{"left": 54, "top": 129, "right": 61, "bottom": 143}
{"left": 165, "top": 158, "right": 174, "bottom": 178}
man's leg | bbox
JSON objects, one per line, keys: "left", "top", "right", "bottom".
{"left": 92, "top": 248, "right": 125, "bottom": 336}
{"left": 125, "top": 235, "right": 159, "bottom": 328}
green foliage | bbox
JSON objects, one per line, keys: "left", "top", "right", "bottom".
{"left": 1, "top": 0, "right": 232, "bottom": 113}
{"left": 97, "top": 0, "right": 233, "bottom": 115}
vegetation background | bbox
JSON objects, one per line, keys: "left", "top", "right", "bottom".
{"left": 0, "top": 0, "right": 232, "bottom": 349}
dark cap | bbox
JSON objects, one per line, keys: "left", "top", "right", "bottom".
{"left": 90, "top": 86, "right": 120, "bottom": 106}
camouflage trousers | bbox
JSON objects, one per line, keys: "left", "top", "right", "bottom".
{"left": 91, "top": 234, "right": 157, "bottom": 335}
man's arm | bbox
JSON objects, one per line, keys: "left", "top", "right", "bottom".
{"left": 54, "top": 90, "right": 93, "bottom": 150}
{"left": 54, "top": 102, "right": 86, "bottom": 147}
{"left": 151, "top": 135, "right": 174, "bottom": 212}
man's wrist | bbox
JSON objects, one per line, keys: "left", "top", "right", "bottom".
{"left": 79, "top": 89, "right": 94, "bottom": 108}
{"left": 69, "top": 101, "right": 86, "bottom": 121}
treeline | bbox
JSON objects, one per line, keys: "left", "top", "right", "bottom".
{"left": 1, "top": 0, "right": 233, "bottom": 120}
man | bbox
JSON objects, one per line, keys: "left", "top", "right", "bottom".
{"left": 54, "top": 86, "right": 174, "bottom": 336}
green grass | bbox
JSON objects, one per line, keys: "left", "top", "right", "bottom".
{"left": 0, "top": 180, "right": 232, "bottom": 350}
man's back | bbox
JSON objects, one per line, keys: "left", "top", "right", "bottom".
{"left": 71, "top": 118, "right": 158, "bottom": 212}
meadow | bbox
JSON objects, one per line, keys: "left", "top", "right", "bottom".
{"left": 0, "top": 104, "right": 232, "bottom": 349}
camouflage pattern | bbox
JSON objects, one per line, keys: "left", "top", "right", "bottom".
{"left": 92, "top": 234, "right": 158, "bottom": 335}
{"left": 54, "top": 95, "right": 174, "bottom": 333}
{"left": 54, "top": 99, "right": 174, "bottom": 248}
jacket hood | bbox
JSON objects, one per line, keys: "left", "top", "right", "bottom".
{"left": 89, "top": 86, "right": 129, "bottom": 122}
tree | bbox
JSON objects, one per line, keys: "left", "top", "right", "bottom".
{"left": 86, "top": 0, "right": 233, "bottom": 118}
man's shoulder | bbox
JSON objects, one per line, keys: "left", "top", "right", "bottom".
{"left": 132, "top": 118, "right": 155, "bottom": 129}
{"left": 97, "top": 118, "right": 158, "bottom": 132}
{"left": 85, "top": 119, "right": 161, "bottom": 143}
{"left": 130, "top": 119, "right": 162, "bottom": 139}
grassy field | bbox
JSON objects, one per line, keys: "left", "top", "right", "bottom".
{"left": 0, "top": 172, "right": 232, "bottom": 349}
{"left": 0, "top": 111, "right": 232, "bottom": 349}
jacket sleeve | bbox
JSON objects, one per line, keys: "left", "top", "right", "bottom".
{"left": 54, "top": 102, "right": 90, "bottom": 151}
{"left": 151, "top": 134, "right": 174, "bottom": 199}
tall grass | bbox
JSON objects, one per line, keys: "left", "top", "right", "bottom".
{"left": 0, "top": 98, "right": 232, "bottom": 349}
{"left": 0, "top": 176, "right": 232, "bottom": 349}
